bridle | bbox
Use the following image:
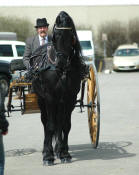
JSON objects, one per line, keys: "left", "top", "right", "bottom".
{"left": 55, "top": 26, "right": 72, "bottom": 30}
{"left": 54, "top": 25, "right": 75, "bottom": 72}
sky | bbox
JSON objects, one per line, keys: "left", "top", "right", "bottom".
{"left": 0, "top": 0, "right": 139, "bottom": 6}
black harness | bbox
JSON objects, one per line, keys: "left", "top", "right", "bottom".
{"left": 25, "top": 26, "right": 73, "bottom": 81}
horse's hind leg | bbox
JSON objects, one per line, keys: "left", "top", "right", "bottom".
{"left": 38, "top": 98, "right": 46, "bottom": 154}
{"left": 54, "top": 128, "right": 72, "bottom": 163}
{"left": 54, "top": 129, "right": 62, "bottom": 157}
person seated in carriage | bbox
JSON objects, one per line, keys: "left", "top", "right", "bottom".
{"left": 23, "top": 17, "right": 52, "bottom": 70}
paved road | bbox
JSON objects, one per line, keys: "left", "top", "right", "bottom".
{"left": 3, "top": 71, "right": 139, "bottom": 175}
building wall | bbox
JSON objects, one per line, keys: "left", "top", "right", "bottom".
{"left": 0, "top": 5, "right": 139, "bottom": 32}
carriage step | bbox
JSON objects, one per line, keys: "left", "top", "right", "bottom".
{"left": 13, "top": 96, "right": 23, "bottom": 100}
{"left": 22, "top": 109, "right": 40, "bottom": 114}
{"left": 75, "top": 102, "right": 92, "bottom": 108}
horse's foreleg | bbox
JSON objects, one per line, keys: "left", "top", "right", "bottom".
{"left": 60, "top": 115, "right": 72, "bottom": 163}
{"left": 56, "top": 109, "right": 72, "bottom": 163}
{"left": 60, "top": 99, "right": 76, "bottom": 163}
{"left": 43, "top": 102, "right": 56, "bottom": 166}
{"left": 38, "top": 98, "right": 54, "bottom": 166}
{"left": 43, "top": 126, "right": 54, "bottom": 166}
{"left": 54, "top": 102, "right": 66, "bottom": 160}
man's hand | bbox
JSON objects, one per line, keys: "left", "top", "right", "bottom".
{"left": 2, "top": 131, "right": 8, "bottom": 135}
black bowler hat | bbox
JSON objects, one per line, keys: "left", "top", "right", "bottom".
{"left": 35, "top": 18, "right": 49, "bottom": 28}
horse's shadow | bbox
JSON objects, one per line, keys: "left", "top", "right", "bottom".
{"left": 6, "top": 141, "right": 135, "bottom": 162}
{"left": 70, "top": 141, "right": 135, "bottom": 161}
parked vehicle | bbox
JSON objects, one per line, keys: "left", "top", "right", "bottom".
{"left": 113, "top": 44, "right": 139, "bottom": 71}
{"left": 77, "top": 30, "right": 95, "bottom": 65}
{"left": 0, "top": 33, "right": 25, "bottom": 95}
{"left": 0, "top": 60, "right": 11, "bottom": 96}
{"left": 0, "top": 40, "right": 25, "bottom": 63}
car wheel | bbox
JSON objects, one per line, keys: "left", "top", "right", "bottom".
{"left": 0, "top": 75, "right": 10, "bottom": 96}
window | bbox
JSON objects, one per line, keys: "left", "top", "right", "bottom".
{"left": 16, "top": 45, "right": 25, "bottom": 57}
{"left": 0, "top": 45, "right": 13, "bottom": 57}
{"left": 115, "top": 49, "right": 139, "bottom": 57}
{"left": 80, "top": 41, "right": 92, "bottom": 50}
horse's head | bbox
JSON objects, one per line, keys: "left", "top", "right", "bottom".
{"left": 52, "top": 11, "right": 82, "bottom": 70}
{"left": 53, "top": 27, "right": 74, "bottom": 56}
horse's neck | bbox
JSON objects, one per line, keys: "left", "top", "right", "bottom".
{"left": 70, "top": 54, "right": 80, "bottom": 67}
{"left": 55, "top": 53, "right": 68, "bottom": 70}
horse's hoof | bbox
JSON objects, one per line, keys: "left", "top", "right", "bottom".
{"left": 65, "top": 158, "right": 72, "bottom": 163}
{"left": 61, "top": 158, "right": 72, "bottom": 164}
{"left": 61, "top": 158, "right": 65, "bottom": 164}
{"left": 43, "top": 160, "right": 54, "bottom": 166}
{"left": 56, "top": 153, "right": 60, "bottom": 159}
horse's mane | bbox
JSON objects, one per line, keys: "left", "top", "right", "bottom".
{"left": 52, "top": 11, "right": 82, "bottom": 58}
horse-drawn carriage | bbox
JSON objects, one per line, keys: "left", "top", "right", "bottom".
{"left": 7, "top": 59, "right": 40, "bottom": 115}
{"left": 6, "top": 11, "right": 100, "bottom": 165}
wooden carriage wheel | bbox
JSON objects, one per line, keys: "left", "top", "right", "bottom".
{"left": 87, "top": 64, "right": 100, "bottom": 148}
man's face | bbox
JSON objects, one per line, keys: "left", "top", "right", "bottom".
{"left": 37, "top": 26, "right": 48, "bottom": 37}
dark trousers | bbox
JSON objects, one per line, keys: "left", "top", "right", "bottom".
{"left": 0, "top": 132, "right": 4, "bottom": 175}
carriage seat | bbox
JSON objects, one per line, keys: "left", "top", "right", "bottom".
{"left": 10, "top": 59, "right": 27, "bottom": 81}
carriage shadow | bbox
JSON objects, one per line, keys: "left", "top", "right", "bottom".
{"left": 70, "top": 141, "right": 135, "bottom": 162}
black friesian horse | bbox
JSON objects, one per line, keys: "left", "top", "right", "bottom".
{"left": 32, "top": 11, "right": 85, "bottom": 166}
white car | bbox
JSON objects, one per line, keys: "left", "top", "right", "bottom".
{"left": 77, "top": 30, "right": 95, "bottom": 65}
{"left": 113, "top": 44, "right": 139, "bottom": 71}
{"left": 0, "top": 40, "right": 25, "bottom": 62}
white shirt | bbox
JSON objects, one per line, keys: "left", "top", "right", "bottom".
{"left": 39, "top": 35, "right": 48, "bottom": 46}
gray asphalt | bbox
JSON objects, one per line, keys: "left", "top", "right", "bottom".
{"left": 3, "top": 71, "right": 139, "bottom": 175}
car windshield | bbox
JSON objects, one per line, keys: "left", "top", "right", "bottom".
{"left": 16, "top": 45, "right": 25, "bottom": 56}
{"left": 80, "top": 41, "right": 92, "bottom": 50}
{"left": 115, "top": 48, "right": 139, "bottom": 57}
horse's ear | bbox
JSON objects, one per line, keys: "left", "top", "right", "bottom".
{"left": 52, "top": 25, "right": 56, "bottom": 44}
